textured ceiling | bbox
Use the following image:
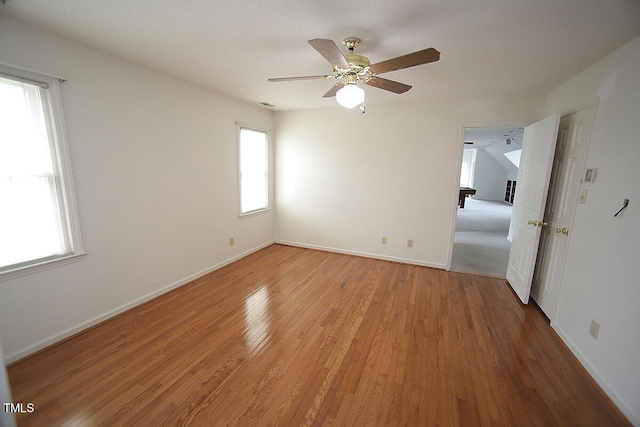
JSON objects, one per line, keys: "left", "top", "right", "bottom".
{"left": 465, "top": 127, "right": 524, "bottom": 149}
{"left": 2, "top": 0, "right": 639, "bottom": 111}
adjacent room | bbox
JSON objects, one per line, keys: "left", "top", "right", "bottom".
{"left": 1, "top": 1, "right": 639, "bottom": 425}
{"left": 451, "top": 127, "right": 523, "bottom": 277}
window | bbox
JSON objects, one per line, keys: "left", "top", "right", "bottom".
{"left": 0, "top": 65, "right": 84, "bottom": 277}
{"left": 460, "top": 149, "right": 476, "bottom": 187}
{"left": 238, "top": 126, "right": 268, "bottom": 215}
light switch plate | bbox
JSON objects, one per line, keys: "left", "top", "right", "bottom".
{"left": 579, "top": 189, "right": 588, "bottom": 204}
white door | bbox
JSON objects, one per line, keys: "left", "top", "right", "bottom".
{"left": 506, "top": 114, "right": 560, "bottom": 304}
{"left": 531, "top": 107, "right": 594, "bottom": 318}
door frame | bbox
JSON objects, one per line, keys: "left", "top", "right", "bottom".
{"left": 446, "top": 120, "right": 533, "bottom": 271}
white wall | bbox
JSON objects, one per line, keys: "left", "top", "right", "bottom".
{"left": 0, "top": 341, "right": 16, "bottom": 427}
{"left": 472, "top": 149, "right": 509, "bottom": 201}
{"left": 0, "top": 15, "right": 275, "bottom": 362}
{"left": 275, "top": 97, "right": 544, "bottom": 267}
{"left": 545, "top": 36, "right": 640, "bottom": 424}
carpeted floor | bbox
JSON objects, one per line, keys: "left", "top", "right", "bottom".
{"left": 451, "top": 198, "right": 512, "bottom": 277}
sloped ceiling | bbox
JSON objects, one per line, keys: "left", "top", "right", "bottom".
{"left": 465, "top": 127, "right": 524, "bottom": 172}
{"left": 2, "top": 0, "right": 639, "bottom": 111}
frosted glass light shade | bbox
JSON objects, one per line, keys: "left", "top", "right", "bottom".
{"left": 336, "top": 84, "right": 364, "bottom": 108}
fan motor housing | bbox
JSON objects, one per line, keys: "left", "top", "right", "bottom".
{"left": 345, "top": 54, "right": 370, "bottom": 68}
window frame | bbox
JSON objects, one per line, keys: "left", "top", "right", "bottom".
{"left": 237, "top": 124, "right": 270, "bottom": 217}
{"left": 0, "top": 63, "right": 85, "bottom": 281}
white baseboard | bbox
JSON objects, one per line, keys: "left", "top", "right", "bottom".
{"left": 551, "top": 321, "right": 639, "bottom": 426}
{"left": 275, "top": 240, "right": 445, "bottom": 269}
{"left": 5, "top": 241, "right": 274, "bottom": 364}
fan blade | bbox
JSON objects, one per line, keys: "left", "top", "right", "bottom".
{"left": 322, "top": 83, "right": 343, "bottom": 98}
{"left": 308, "top": 38, "right": 349, "bottom": 68}
{"left": 365, "top": 76, "right": 412, "bottom": 94}
{"left": 268, "top": 75, "right": 330, "bottom": 82}
{"left": 369, "top": 48, "right": 440, "bottom": 74}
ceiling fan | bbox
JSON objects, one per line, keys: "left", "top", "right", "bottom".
{"left": 268, "top": 37, "right": 440, "bottom": 108}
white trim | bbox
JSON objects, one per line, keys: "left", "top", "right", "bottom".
{"left": 0, "top": 61, "right": 67, "bottom": 83}
{"left": 0, "top": 65, "right": 85, "bottom": 275}
{"left": 551, "top": 321, "right": 639, "bottom": 425}
{"left": 4, "top": 241, "right": 274, "bottom": 364}
{"left": 445, "top": 124, "right": 468, "bottom": 270}
{"left": 239, "top": 207, "right": 272, "bottom": 218}
{"left": 0, "top": 340, "right": 17, "bottom": 427}
{"left": 47, "top": 79, "right": 85, "bottom": 255}
{"left": 0, "top": 252, "right": 86, "bottom": 282}
{"left": 234, "top": 121, "right": 273, "bottom": 132}
{"left": 275, "top": 240, "right": 446, "bottom": 269}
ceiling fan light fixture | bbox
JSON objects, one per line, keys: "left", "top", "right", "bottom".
{"left": 336, "top": 83, "right": 364, "bottom": 108}
{"left": 268, "top": 38, "right": 440, "bottom": 108}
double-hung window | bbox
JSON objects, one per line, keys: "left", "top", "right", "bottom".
{"left": 0, "top": 65, "right": 84, "bottom": 277}
{"left": 238, "top": 126, "right": 269, "bottom": 215}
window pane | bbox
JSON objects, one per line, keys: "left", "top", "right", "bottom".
{"left": 460, "top": 149, "right": 475, "bottom": 187}
{"left": 0, "top": 76, "right": 71, "bottom": 269}
{"left": 239, "top": 128, "right": 268, "bottom": 214}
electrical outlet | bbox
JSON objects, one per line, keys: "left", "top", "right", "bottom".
{"left": 381, "top": 236, "right": 387, "bottom": 244}
{"left": 407, "top": 239, "right": 414, "bottom": 248}
{"left": 229, "top": 237, "right": 235, "bottom": 246}
{"left": 589, "top": 319, "right": 600, "bottom": 339}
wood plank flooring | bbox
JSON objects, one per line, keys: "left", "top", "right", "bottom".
{"left": 7, "top": 244, "right": 629, "bottom": 426}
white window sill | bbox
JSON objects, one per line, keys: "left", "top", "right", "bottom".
{"left": 0, "top": 252, "right": 87, "bottom": 282}
{"left": 239, "top": 207, "right": 271, "bottom": 218}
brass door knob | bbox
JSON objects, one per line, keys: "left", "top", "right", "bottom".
{"left": 556, "top": 227, "right": 569, "bottom": 235}
{"left": 538, "top": 222, "right": 548, "bottom": 227}
{"left": 528, "top": 220, "right": 538, "bottom": 226}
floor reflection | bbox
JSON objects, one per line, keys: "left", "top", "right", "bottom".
{"left": 244, "top": 285, "right": 272, "bottom": 353}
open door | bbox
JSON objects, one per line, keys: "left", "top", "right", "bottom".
{"left": 506, "top": 114, "right": 560, "bottom": 304}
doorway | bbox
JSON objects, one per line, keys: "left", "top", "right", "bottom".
{"left": 451, "top": 127, "right": 523, "bottom": 276}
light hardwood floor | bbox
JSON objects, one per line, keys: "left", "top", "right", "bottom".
{"left": 8, "top": 244, "right": 629, "bottom": 426}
